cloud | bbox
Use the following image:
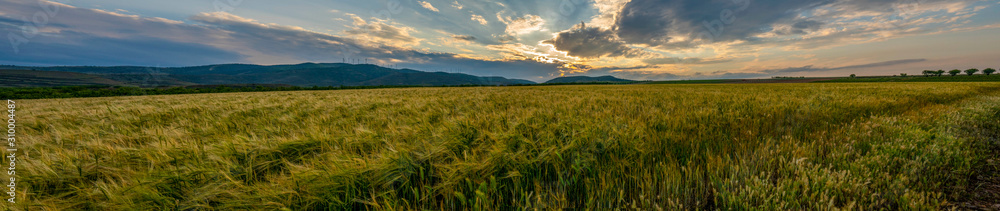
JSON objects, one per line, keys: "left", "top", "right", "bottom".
{"left": 830, "top": 59, "right": 928, "bottom": 71}
{"left": 614, "top": 0, "right": 822, "bottom": 47}
{"left": 542, "top": 24, "right": 645, "bottom": 58}
{"left": 591, "top": 69, "right": 682, "bottom": 81}
{"left": 772, "top": 59, "right": 928, "bottom": 73}
{"left": 772, "top": 20, "right": 826, "bottom": 35}
{"left": 0, "top": 0, "right": 571, "bottom": 80}
{"left": 642, "top": 57, "right": 733, "bottom": 65}
{"left": 499, "top": 14, "right": 546, "bottom": 36}
{"left": 609, "top": 0, "right": 982, "bottom": 50}
{"left": 419, "top": 1, "right": 439, "bottom": 12}
{"left": 586, "top": 65, "right": 659, "bottom": 75}
{"left": 451, "top": 35, "right": 476, "bottom": 41}
{"left": 471, "top": 14, "right": 488, "bottom": 25}
{"left": 0, "top": 0, "right": 242, "bottom": 66}
{"left": 0, "top": 32, "right": 243, "bottom": 66}
{"left": 0, "top": 0, "right": 992, "bottom": 81}
{"left": 342, "top": 14, "right": 421, "bottom": 46}
{"left": 492, "top": 34, "right": 517, "bottom": 43}
{"left": 597, "top": 58, "right": 930, "bottom": 81}
{"left": 589, "top": 0, "right": 631, "bottom": 27}
{"left": 185, "top": 12, "right": 571, "bottom": 79}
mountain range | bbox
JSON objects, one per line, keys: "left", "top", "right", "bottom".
{"left": 0, "top": 63, "right": 635, "bottom": 88}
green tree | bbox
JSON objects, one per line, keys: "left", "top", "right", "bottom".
{"left": 850, "top": 74, "right": 856, "bottom": 78}
{"left": 900, "top": 73, "right": 907, "bottom": 77}
{"left": 984, "top": 68, "right": 996, "bottom": 76}
{"left": 949, "top": 69, "right": 962, "bottom": 76}
{"left": 922, "top": 70, "right": 934, "bottom": 77}
{"left": 965, "top": 68, "right": 979, "bottom": 76}
{"left": 936, "top": 70, "right": 945, "bottom": 77}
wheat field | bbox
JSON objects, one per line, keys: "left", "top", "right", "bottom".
{"left": 8, "top": 82, "right": 1000, "bottom": 210}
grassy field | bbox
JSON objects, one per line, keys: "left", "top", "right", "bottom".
{"left": 8, "top": 82, "right": 1000, "bottom": 210}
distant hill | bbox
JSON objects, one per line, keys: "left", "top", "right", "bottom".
{"left": 544, "top": 75, "right": 634, "bottom": 84}
{"left": 0, "top": 69, "right": 128, "bottom": 87}
{"left": 0, "top": 63, "right": 536, "bottom": 87}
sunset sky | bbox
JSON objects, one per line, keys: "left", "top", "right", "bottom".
{"left": 2, "top": 0, "right": 999, "bottom": 81}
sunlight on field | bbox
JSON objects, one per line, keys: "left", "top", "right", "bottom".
{"left": 10, "top": 82, "right": 1000, "bottom": 210}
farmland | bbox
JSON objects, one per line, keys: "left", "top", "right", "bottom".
{"left": 8, "top": 82, "right": 1000, "bottom": 210}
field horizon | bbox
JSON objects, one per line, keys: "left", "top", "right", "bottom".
{"left": 6, "top": 0, "right": 1000, "bottom": 209}
{"left": 7, "top": 82, "right": 999, "bottom": 210}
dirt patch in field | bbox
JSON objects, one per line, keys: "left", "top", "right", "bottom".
{"left": 960, "top": 159, "right": 1000, "bottom": 210}
{"left": 955, "top": 104, "right": 1000, "bottom": 210}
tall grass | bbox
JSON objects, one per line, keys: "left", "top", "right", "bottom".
{"left": 7, "top": 82, "right": 1000, "bottom": 210}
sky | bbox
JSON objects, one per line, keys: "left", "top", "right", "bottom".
{"left": 1, "top": 0, "right": 998, "bottom": 82}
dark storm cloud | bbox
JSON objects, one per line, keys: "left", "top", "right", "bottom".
{"left": 614, "top": 0, "right": 806, "bottom": 46}
{"left": 610, "top": 0, "right": 972, "bottom": 47}
{"left": 542, "top": 0, "right": 828, "bottom": 58}
{"left": 542, "top": 25, "right": 645, "bottom": 58}
{"left": 536, "top": 0, "right": 980, "bottom": 59}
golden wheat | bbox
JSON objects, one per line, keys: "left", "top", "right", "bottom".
{"left": 7, "top": 82, "right": 1000, "bottom": 210}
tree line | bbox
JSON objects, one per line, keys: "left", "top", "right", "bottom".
{"left": 921, "top": 68, "right": 996, "bottom": 77}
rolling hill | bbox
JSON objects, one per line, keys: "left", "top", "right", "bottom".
{"left": 0, "top": 69, "right": 128, "bottom": 87}
{"left": 0, "top": 63, "right": 536, "bottom": 87}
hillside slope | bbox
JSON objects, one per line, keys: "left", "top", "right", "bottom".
{"left": 0, "top": 63, "right": 536, "bottom": 87}
{"left": 0, "top": 69, "right": 127, "bottom": 87}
